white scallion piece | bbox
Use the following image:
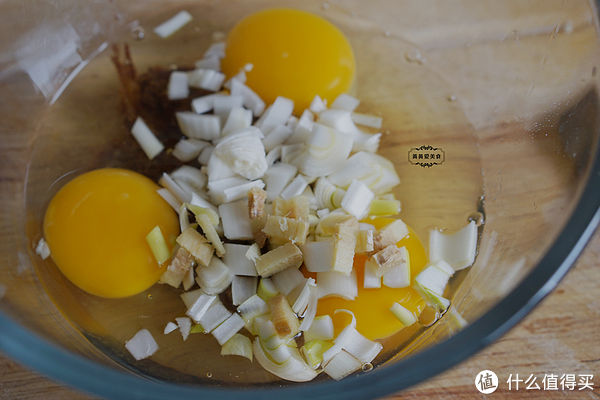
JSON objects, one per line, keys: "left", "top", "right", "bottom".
{"left": 153, "top": 10, "right": 192, "bottom": 38}
{"left": 172, "top": 138, "right": 209, "bottom": 162}
{"left": 167, "top": 71, "right": 189, "bottom": 100}
{"left": 35, "top": 238, "right": 50, "bottom": 260}
{"left": 331, "top": 94, "right": 360, "bottom": 111}
{"left": 257, "top": 278, "right": 279, "bottom": 301}
{"left": 271, "top": 267, "right": 305, "bottom": 296}
{"left": 390, "top": 303, "right": 417, "bottom": 327}
{"left": 353, "top": 132, "right": 382, "bottom": 153}
{"left": 182, "top": 266, "right": 195, "bottom": 291}
{"left": 164, "top": 322, "right": 178, "bottom": 334}
{"left": 429, "top": 221, "right": 478, "bottom": 271}
{"left": 309, "top": 95, "right": 327, "bottom": 114}
{"left": 255, "top": 96, "right": 294, "bottom": 132}
{"left": 264, "top": 163, "right": 297, "bottom": 201}
{"left": 222, "top": 107, "right": 253, "bottom": 136}
{"left": 222, "top": 179, "right": 265, "bottom": 204}
{"left": 245, "top": 243, "right": 261, "bottom": 264}
{"left": 263, "top": 125, "right": 293, "bottom": 151}
{"left": 215, "top": 129, "right": 268, "bottom": 180}
{"left": 237, "top": 294, "right": 268, "bottom": 322}
{"left": 204, "top": 42, "right": 225, "bottom": 59}
{"left": 280, "top": 175, "right": 308, "bottom": 200}
{"left": 324, "top": 320, "right": 382, "bottom": 364}
{"left": 327, "top": 151, "right": 400, "bottom": 194}
{"left": 195, "top": 56, "right": 220, "bottom": 71}
{"left": 131, "top": 117, "right": 164, "bottom": 160}
{"left": 294, "top": 124, "right": 353, "bottom": 178}
{"left": 180, "top": 288, "right": 206, "bottom": 308}
{"left": 125, "top": 329, "right": 159, "bottom": 361}
{"left": 218, "top": 200, "right": 253, "bottom": 240}
{"left": 253, "top": 338, "right": 318, "bottom": 382}
{"left": 231, "top": 275, "right": 258, "bottom": 306}
{"left": 198, "top": 145, "right": 214, "bottom": 165}
{"left": 184, "top": 291, "right": 217, "bottom": 322}
{"left": 301, "top": 240, "right": 334, "bottom": 273}
{"left": 363, "top": 260, "right": 381, "bottom": 289}
{"left": 195, "top": 257, "right": 233, "bottom": 295}
{"left": 191, "top": 94, "right": 219, "bottom": 114}
{"left": 159, "top": 172, "right": 191, "bottom": 203}
{"left": 197, "top": 299, "right": 231, "bottom": 332}
{"left": 352, "top": 112, "right": 383, "bottom": 129}
{"left": 304, "top": 315, "right": 334, "bottom": 342}
{"left": 176, "top": 317, "right": 192, "bottom": 341}
{"left": 317, "top": 271, "right": 357, "bottom": 300}
{"left": 172, "top": 165, "right": 207, "bottom": 191}
{"left": 341, "top": 180, "right": 374, "bottom": 219}
{"left": 212, "top": 313, "right": 245, "bottom": 345}
{"left": 314, "top": 177, "right": 346, "bottom": 210}
{"left": 189, "top": 192, "right": 217, "bottom": 212}
{"left": 145, "top": 226, "right": 170, "bottom": 265}
{"left": 323, "top": 350, "right": 362, "bottom": 380}
{"left": 292, "top": 278, "right": 316, "bottom": 315}
{"left": 208, "top": 176, "right": 257, "bottom": 203}
{"left": 316, "top": 208, "right": 330, "bottom": 219}
{"left": 221, "top": 333, "right": 253, "bottom": 361}
{"left": 382, "top": 246, "right": 410, "bottom": 288}
{"left": 157, "top": 188, "right": 181, "bottom": 212}
{"left": 213, "top": 94, "right": 244, "bottom": 120}
{"left": 176, "top": 112, "right": 221, "bottom": 141}
{"left": 187, "top": 69, "right": 225, "bottom": 91}
{"left": 280, "top": 143, "right": 304, "bottom": 165}
{"left": 298, "top": 283, "right": 319, "bottom": 331}
{"left": 223, "top": 243, "right": 258, "bottom": 276}
{"left": 415, "top": 260, "right": 454, "bottom": 297}
{"left": 265, "top": 146, "right": 282, "bottom": 167}
{"left": 207, "top": 152, "right": 237, "bottom": 182}
{"left": 230, "top": 79, "right": 265, "bottom": 116}
{"left": 286, "top": 109, "right": 314, "bottom": 144}
{"left": 318, "top": 109, "right": 361, "bottom": 139}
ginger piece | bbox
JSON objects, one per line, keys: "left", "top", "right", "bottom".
{"left": 367, "top": 244, "right": 407, "bottom": 277}
{"left": 255, "top": 242, "right": 303, "bottom": 277}
{"left": 176, "top": 227, "right": 214, "bottom": 267}
{"left": 262, "top": 215, "right": 309, "bottom": 245}
{"left": 268, "top": 294, "right": 300, "bottom": 337}
{"left": 272, "top": 196, "right": 309, "bottom": 220}
{"left": 159, "top": 247, "right": 195, "bottom": 288}
{"left": 248, "top": 187, "right": 268, "bottom": 248}
{"left": 374, "top": 219, "right": 408, "bottom": 250}
{"left": 316, "top": 214, "right": 359, "bottom": 275}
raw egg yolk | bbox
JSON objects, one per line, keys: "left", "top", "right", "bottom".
{"left": 309, "top": 218, "right": 427, "bottom": 341}
{"left": 43, "top": 168, "right": 179, "bottom": 298}
{"left": 222, "top": 8, "right": 356, "bottom": 113}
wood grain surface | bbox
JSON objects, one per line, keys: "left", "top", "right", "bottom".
{"left": 1, "top": 230, "right": 597, "bottom": 399}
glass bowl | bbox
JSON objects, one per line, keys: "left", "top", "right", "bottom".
{"left": 0, "top": 0, "right": 599, "bottom": 398}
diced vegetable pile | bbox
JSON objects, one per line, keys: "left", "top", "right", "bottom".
{"left": 124, "top": 40, "right": 478, "bottom": 381}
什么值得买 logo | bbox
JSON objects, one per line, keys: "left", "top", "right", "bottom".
{"left": 408, "top": 145, "right": 445, "bottom": 167}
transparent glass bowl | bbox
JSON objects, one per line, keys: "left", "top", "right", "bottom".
{"left": 0, "top": 0, "right": 599, "bottom": 398}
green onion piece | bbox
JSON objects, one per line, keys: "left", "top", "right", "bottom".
{"left": 186, "top": 203, "right": 219, "bottom": 226}
{"left": 190, "top": 324, "right": 205, "bottom": 334}
{"left": 390, "top": 302, "right": 417, "bottom": 327}
{"left": 369, "top": 199, "right": 401, "bottom": 216}
{"left": 145, "top": 225, "right": 170, "bottom": 265}
{"left": 302, "top": 340, "right": 334, "bottom": 369}
{"left": 221, "top": 333, "right": 253, "bottom": 361}
{"left": 257, "top": 278, "right": 279, "bottom": 301}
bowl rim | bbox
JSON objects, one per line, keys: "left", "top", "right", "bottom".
{"left": 1, "top": 137, "right": 598, "bottom": 399}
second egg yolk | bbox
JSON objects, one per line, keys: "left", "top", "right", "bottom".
{"left": 222, "top": 8, "right": 356, "bottom": 113}
{"left": 43, "top": 168, "right": 179, "bottom": 298}
{"left": 306, "top": 218, "right": 428, "bottom": 341}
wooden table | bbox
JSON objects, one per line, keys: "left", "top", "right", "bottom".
{"left": 1, "top": 230, "right": 597, "bottom": 399}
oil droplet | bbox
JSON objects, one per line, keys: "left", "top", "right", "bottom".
{"left": 404, "top": 49, "right": 425, "bottom": 65}
{"left": 146, "top": 294, "right": 153, "bottom": 300}
{"left": 362, "top": 363, "right": 373, "bottom": 372}
{"left": 322, "top": 2, "right": 330, "bottom": 10}
{"left": 447, "top": 95, "right": 457, "bottom": 102}
{"left": 131, "top": 26, "right": 145, "bottom": 41}
{"left": 206, "top": 372, "right": 213, "bottom": 378}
